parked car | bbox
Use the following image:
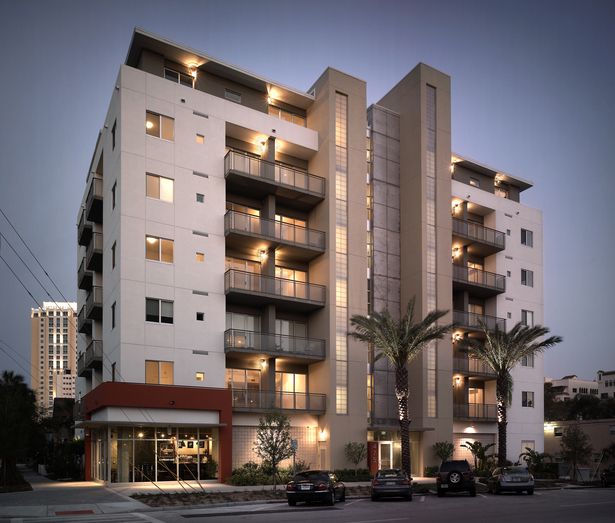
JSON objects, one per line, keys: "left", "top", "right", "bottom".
{"left": 487, "top": 466, "right": 534, "bottom": 495}
{"left": 371, "top": 468, "right": 412, "bottom": 501}
{"left": 436, "top": 459, "right": 476, "bottom": 497}
{"left": 286, "top": 470, "right": 345, "bottom": 506}
{"left": 601, "top": 464, "right": 615, "bottom": 487}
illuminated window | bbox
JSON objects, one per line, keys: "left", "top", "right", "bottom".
{"left": 196, "top": 252, "right": 205, "bottom": 262}
{"left": 145, "top": 298, "right": 174, "bottom": 324}
{"left": 146, "top": 173, "right": 174, "bottom": 202}
{"left": 145, "top": 236, "right": 174, "bottom": 263}
{"left": 145, "top": 111, "right": 174, "bottom": 141}
{"left": 164, "top": 67, "right": 193, "bottom": 87}
{"left": 196, "top": 134, "right": 204, "bottom": 144}
{"left": 195, "top": 372, "right": 204, "bottom": 382}
{"left": 522, "top": 391, "right": 534, "bottom": 407}
{"left": 145, "top": 360, "right": 174, "bottom": 385}
{"left": 469, "top": 177, "right": 479, "bottom": 187}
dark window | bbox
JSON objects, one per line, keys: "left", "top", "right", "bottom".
{"left": 224, "top": 89, "right": 242, "bottom": 103}
{"left": 521, "top": 228, "right": 534, "bottom": 247}
{"left": 111, "top": 362, "right": 116, "bottom": 382}
{"left": 196, "top": 193, "right": 204, "bottom": 203}
{"left": 521, "top": 269, "right": 534, "bottom": 287}
{"left": 147, "top": 298, "right": 174, "bottom": 324}
{"left": 112, "top": 181, "right": 117, "bottom": 209}
{"left": 111, "top": 302, "right": 116, "bottom": 329}
{"left": 111, "top": 120, "right": 117, "bottom": 150}
{"left": 522, "top": 391, "right": 534, "bottom": 407}
{"left": 111, "top": 241, "right": 116, "bottom": 269}
{"left": 196, "top": 312, "right": 204, "bottom": 321}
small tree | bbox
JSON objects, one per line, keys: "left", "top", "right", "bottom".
{"left": 518, "top": 447, "right": 551, "bottom": 474}
{"left": 560, "top": 424, "right": 593, "bottom": 482}
{"left": 254, "top": 412, "right": 294, "bottom": 490}
{"left": 344, "top": 442, "right": 367, "bottom": 475}
{"left": 432, "top": 441, "right": 454, "bottom": 463}
{"left": 461, "top": 441, "right": 495, "bottom": 472}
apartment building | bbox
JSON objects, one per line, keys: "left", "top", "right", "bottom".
{"left": 597, "top": 370, "right": 615, "bottom": 399}
{"left": 547, "top": 374, "right": 600, "bottom": 401}
{"left": 76, "top": 29, "right": 545, "bottom": 482}
{"left": 30, "top": 302, "right": 77, "bottom": 416}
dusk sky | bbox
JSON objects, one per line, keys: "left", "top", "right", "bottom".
{"left": 0, "top": 0, "right": 613, "bottom": 382}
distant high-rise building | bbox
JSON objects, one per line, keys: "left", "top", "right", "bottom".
{"left": 30, "top": 302, "right": 78, "bottom": 415}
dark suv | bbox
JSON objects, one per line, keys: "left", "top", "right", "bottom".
{"left": 601, "top": 464, "right": 615, "bottom": 487}
{"left": 436, "top": 460, "right": 476, "bottom": 497}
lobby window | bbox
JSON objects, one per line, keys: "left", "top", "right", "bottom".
{"left": 111, "top": 302, "right": 116, "bottom": 329}
{"left": 164, "top": 67, "right": 193, "bottom": 87}
{"left": 522, "top": 391, "right": 534, "bottom": 407}
{"left": 521, "top": 269, "right": 534, "bottom": 287}
{"left": 146, "top": 173, "right": 174, "bottom": 203}
{"left": 196, "top": 134, "right": 205, "bottom": 144}
{"left": 145, "top": 236, "right": 174, "bottom": 263}
{"left": 145, "top": 360, "right": 174, "bottom": 385}
{"left": 145, "top": 111, "right": 174, "bottom": 141}
{"left": 224, "top": 89, "right": 242, "bottom": 104}
{"left": 521, "top": 228, "right": 534, "bottom": 247}
{"left": 146, "top": 298, "right": 174, "bottom": 324}
{"left": 521, "top": 309, "right": 534, "bottom": 327}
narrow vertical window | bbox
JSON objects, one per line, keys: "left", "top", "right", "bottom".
{"left": 112, "top": 181, "right": 117, "bottom": 209}
{"left": 111, "top": 362, "right": 116, "bottom": 382}
{"left": 111, "top": 241, "right": 116, "bottom": 269}
{"left": 111, "top": 302, "right": 116, "bottom": 329}
{"left": 196, "top": 134, "right": 204, "bottom": 144}
{"left": 111, "top": 120, "right": 116, "bottom": 150}
{"left": 521, "top": 228, "right": 534, "bottom": 247}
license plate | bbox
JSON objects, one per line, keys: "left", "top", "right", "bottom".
{"left": 512, "top": 478, "right": 522, "bottom": 482}
{"left": 441, "top": 484, "right": 448, "bottom": 488}
{"left": 386, "top": 482, "right": 395, "bottom": 486}
{"left": 299, "top": 484, "right": 311, "bottom": 490}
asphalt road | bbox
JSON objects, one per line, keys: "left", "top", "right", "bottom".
{"left": 7, "top": 488, "right": 615, "bottom": 523}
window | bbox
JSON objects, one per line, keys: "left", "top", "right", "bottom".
{"left": 111, "top": 241, "right": 116, "bottom": 269}
{"left": 195, "top": 372, "right": 204, "bottom": 382}
{"left": 145, "top": 298, "right": 174, "bottom": 324}
{"left": 572, "top": 387, "right": 577, "bottom": 393}
{"left": 196, "top": 312, "right": 204, "bottom": 321}
{"left": 163, "top": 67, "right": 193, "bottom": 87}
{"left": 111, "top": 302, "right": 116, "bottom": 329}
{"left": 146, "top": 173, "right": 174, "bottom": 202}
{"left": 195, "top": 252, "right": 205, "bottom": 263}
{"left": 522, "top": 391, "right": 534, "bottom": 407}
{"left": 196, "top": 134, "right": 204, "bottom": 144}
{"left": 111, "top": 120, "right": 116, "bottom": 150}
{"left": 145, "top": 111, "right": 174, "bottom": 141}
{"left": 145, "top": 360, "right": 174, "bottom": 385}
{"left": 521, "top": 309, "right": 534, "bottom": 327}
{"left": 507, "top": 270, "right": 511, "bottom": 277}
{"left": 111, "top": 362, "right": 116, "bottom": 382}
{"left": 507, "top": 312, "right": 512, "bottom": 319}
{"left": 145, "top": 236, "right": 174, "bottom": 263}
{"left": 469, "top": 177, "right": 480, "bottom": 187}
{"left": 521, "top": 269, "right": 534, "bottom": 287}
{"left": 521, "top": 353, "right": 534, "bottom": 367}
{"left": 268, "top": 105, "right": 306, "bottom": 127}
{"left": 521, "top": 228, "right": 534, "bottom": 247}
{"left": 196, "top": 193, "right": 204, "bottom": 203}
{"left": 112, "top": 181, "right": 117, "bottom": 209}
{"left": 224, "top": 89, "right": 242, "bottom": 103}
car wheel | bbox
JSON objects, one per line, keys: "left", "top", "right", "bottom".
{"left": 437, "top": 488, "right": 445, "bottom": 497}
{"left": 470, "top": 487, "right": 476, "bottom": 497}
{"left": 448, "top": 471, "right": 462, "bottom": 485}
{"left": 371, "top": 494, "right": 378, "bottom": 501}
{"left": 288, "top": 499, "right": 297, "bottom": 506}
{"left": 327, "top": 490, "right": 335, "bottom": 506}
{"left": 527, "top": 489, "right": 534, "bottom": 495}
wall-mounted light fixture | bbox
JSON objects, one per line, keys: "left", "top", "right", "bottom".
{"left": 259, "top": 249, "right": 268, "bottom": 262}
{"left": 455, "top": 376, "right": 461, "bottom": 387}
{"left": 452, "top": 332, "right": 462, "bottom": 343}
{"left": 260, "top": 359, "right": 267, "bottom": 370}
{"left": 318, "top": 428, "right": 328, "bottom": 442}
{"left": 452, "top": 247, "right": 461, "bottom": 260}
{"left": 259, "top": 141, "right": 267, "bottom": 153}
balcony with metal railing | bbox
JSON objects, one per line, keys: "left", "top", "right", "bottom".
{"left": 224, "top": 329, "right": 325, "bottom": 362}
{"left": 230, "top": 389, "right": 326, "bottom": 414}
{"left": 78, "top": 257, "right": 93, "bottom": 291}
{"left": 452, "top": 265, "right": 506, "bottom": 297}
{"left": 225, "top": 270, "right": 325, "bottom": 312}
{"left": 452, "top": 218, "right": 506, "bottom": 256}
{"left": 453, "top": 402, "right": 497, "bottom": 421}
{"left": 453, "top": 310, "right": 506, "bottom": 332}
{"left": 86, "top": 177, "right": 103, "bottom": 224}
{"left": 77, "top": 340, "right": 103, "bottom": 377}
{"left": 77, "top": 305, "right": 92, "bottom": 335}
{"left": 86, "top": 232, "right": 103, "bottom": 273}
{"left": 453, "top": 357, "right": 497, "bottom": 378}
{"left": 224, "top": 150, "right": 325, "bottom": 211}
{"left": 77, "top": 208, "right": 93, "bottom": 246}
{"left": 225, "top": 211, "right": 325, "bottom": 262}
{"left": 86, "top": 286, "right": 103, "bottom": 321}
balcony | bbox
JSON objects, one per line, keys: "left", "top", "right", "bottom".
{"left": 453, "top": 357, "right": 496, "bottom": 378}
{"left": 77, "top": 340, "right": 103, "bottom": 377}
{"left": 86, "top": 233, "right": 103, "bottom": 273}
{"left": 452, "top": 218, "right": 505, "bottom": 256}
{"left": 85, "top": 176, "right": 103, "bottom": 224}
{"left": 85, "top": 286, "right": 103, "bottom": 321}
{"left": 77, "top": 208, "right": 93, "bottom": 246}
{"left": 77, "top": 305, "right": 92, "bottom": 335}
{"left": 452, "top": 265, "right": 506, "bottom": 298}
{"left": 230, "top": 389, "right": 326, "bottom": 414}
{"left": 453, "top": 310, "right": 506, "bottom": 332}
{"left": 224, "top": 150, "right": 325, "bottom": 211}
{"left": 225, "top": 270, "right": 325, "bottom": 312}
{"left": 225, "top": 211, "right": 325, "bottom": 262}
{"left": 78, "top": 258, "right": 93, "bottom": 291}
{"left": 224, "top": 329, "right": 325, "bottom": 362}
{"left": 454, "top": 402, "right": 497, "bottom": 421}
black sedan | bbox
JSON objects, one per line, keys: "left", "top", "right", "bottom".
{"left": 286, "top": 470, "right": 346, "bottom": 506}
{"left": 371, "top": 469, "right": 412, "bottom": 501}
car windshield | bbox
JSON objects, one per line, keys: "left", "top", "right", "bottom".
{"left": 440, "top": 461, "right": 469, "bottom": 472}
{"left": 503, "top": 467, "right": 528, "bottom": 474}
{"left": 293, "top": 472, "right": 329, "bottom": 482}
{"left": 376, "top": 469, "right": 405, "bottom": 479}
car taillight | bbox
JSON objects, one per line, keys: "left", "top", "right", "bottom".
{"left": 315, "top": 483, "right": 328, "bottom": 491}
{"left": 436, "top": 475, "right": 441, "bottom": 484}
{"left": 286, "top": 483, "right": 296, "bottom": 491}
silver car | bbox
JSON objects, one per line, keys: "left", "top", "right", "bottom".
{"left": 487, "top": 466, "right": 534, "bottom": 495}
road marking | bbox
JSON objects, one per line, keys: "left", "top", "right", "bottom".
{"left": 418, "top": 495, "right": 425, "bottom": 502}
{"left": 347, "top": 519, "right": 407, "bottom": 523}
{"left": 344, "top": 499, "right": 365, "bottom": 506}
{"left": 561, "top": 500, "right": 615, "bottom": 508}
{"left": 478, "top": 494, "right": 487, "bottom": 498}
{"left": 135, "top": 512, "right": 166, "bottom": 523}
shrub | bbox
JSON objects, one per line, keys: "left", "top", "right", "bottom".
{"left": 333, "top": 468, "right": 371, "bottom": 482}
{"left": 424, "top": 466, "right": 439, "bottom": 477}
{"left": 228, "top": 461, "right": 269, "bottom": 486}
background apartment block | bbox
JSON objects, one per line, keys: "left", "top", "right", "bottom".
{"left": 30, "top": 302, "right": 77, "bottom": 416}
{"left": 76, "top": 29, "right": 546, "bottom": 482}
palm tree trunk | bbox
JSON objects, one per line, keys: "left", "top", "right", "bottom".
{"left": 496, "top": 380, "right": 508, "bottom": 467}
{"left": 395, "top": 365, "right": 411, "bottom": 475}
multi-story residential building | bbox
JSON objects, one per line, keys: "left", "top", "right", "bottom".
{"left": 76, "top": 29, "right": 546, "bottom": 482}
{"left": 546, "top": 374, "right": 600, "bottom": 401}
{"left": 596, "top": 370, "right": 615, "bottom": 399}
{"left": 30, "top": 302, "right": 77, "bottom": 416}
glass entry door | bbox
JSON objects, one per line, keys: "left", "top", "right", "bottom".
{"left": 378, "top": 441, "right": 393, "bottom": 469}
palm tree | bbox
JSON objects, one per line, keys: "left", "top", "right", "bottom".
{"left": 350, "top": 298, "right": 452, "bottom": 475}
{"left": 461, "top": 440, "right": 495, "bottom": 472}
{"left": 459, "top": 322, "right": 562, "bottom": 467}
{"left": 518, "top": 447, "right": 551, "bottom": 474}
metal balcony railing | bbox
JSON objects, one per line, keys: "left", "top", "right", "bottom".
{"left": 452, "top": 218, "right": 505, "bottom": 250}
{"left": 453, "top": 310, "right": 506, "bottom": 332}
{"left": 453, "top": 357, "right": 496, "bottom": 377}
{"left": 225, "top": 270, "right": 326, "bottom": 305}
{"left": 85, "top": 286, "right": 103, "bottom": 320}
{"left": 86, "top": 232, "right": 103, "bottom": 273}
{"left": 77, "top": 340, "right": 103, "bottom": 376}
{"left": 454, "top": 402, "right": 498, "bottom": 421}
{"left": 230, "top": 389, "right": 326, "bottom": 413}
{"left": 224, "top": 150, "right": 325, "bottom": 198}
{"left": 77, "top": 305, "right": 92, "bottom": 335}
{"left": 78, "top": 257, "right": 93, "bottom": 291}
{"left": 85, "top": 177, "right": 103, "bottom": 223}
{"left": 224, "top": 210, "right": 326, "bottom": 251}
{"left": 452, "top": 265, "right": 506, "bottom": 294}
{"left": 77, "top": 208, "right": 92, "bottom": 246}
{"left": 224, "top": 329, "right": 325, "bottom": 360}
